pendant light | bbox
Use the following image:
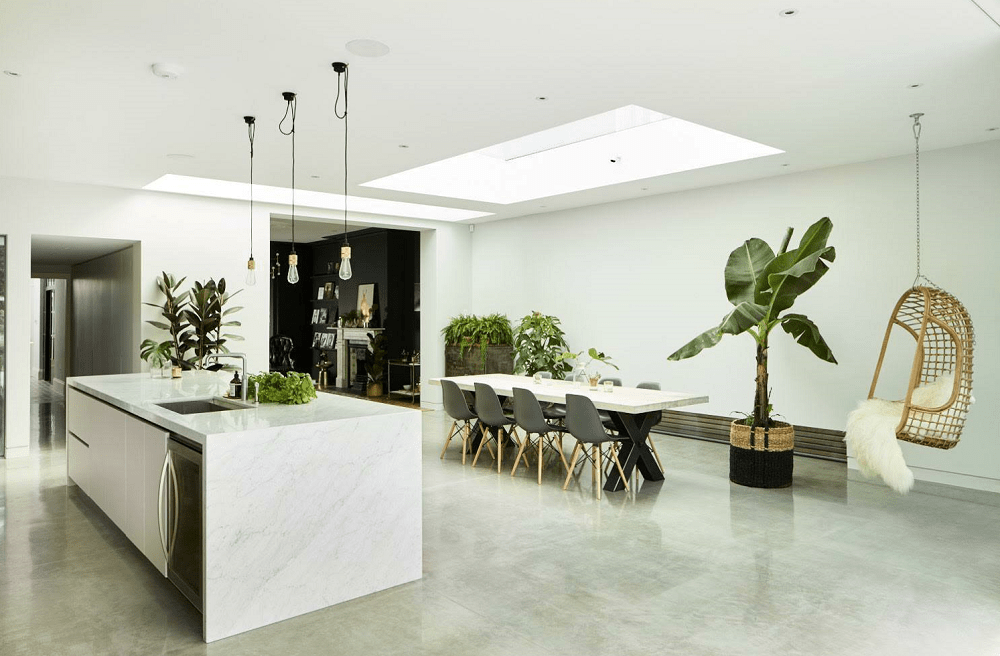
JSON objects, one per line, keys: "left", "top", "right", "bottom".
{"left": 332, "top": 62, "right": 353, "bottom": 280}
{"left": 279, "top": 91, "right": 300, "bottom": 284}
{"left": 244, "top": 115, "right": 257, "bottom": 286}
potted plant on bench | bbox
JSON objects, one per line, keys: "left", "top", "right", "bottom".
{"left": 442, "top": 314, "right": 514, "bottom": 376}
{"left": 667, "top": 218, "right": 838, "bottom": 488}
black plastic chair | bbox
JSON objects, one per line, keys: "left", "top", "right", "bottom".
{"left": 636, "top": 381, "right": 665, "bottom": 470}
{"left": 441, "top": 379, "right": 476, "bottom": 464}
{"left": 512, "top": 388, "right": 570, "bottom": 484}
{"left": 472, "top": 382, "right": 522, "bottom": 473}
{"left": 564, "top": 394, "right": 630, "bottom": 498}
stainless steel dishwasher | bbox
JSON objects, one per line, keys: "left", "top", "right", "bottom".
{"left": 159, "top": 435, "right": 203, "bottom": 612}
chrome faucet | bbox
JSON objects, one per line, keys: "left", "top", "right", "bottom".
{"left": 206, "top": 353, "right": 248, "bottom": 401}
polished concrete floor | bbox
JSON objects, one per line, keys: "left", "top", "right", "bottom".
{"left": 2, "top": 383, "right": 998, "bottom": 655}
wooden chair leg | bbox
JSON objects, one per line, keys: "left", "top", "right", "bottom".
{"left": 646, "top": 436, "right": 664, "bottom": 472}
{"left": 440, "top": 421, "right": 457, "bottom": 459}
{"left": 461, "top": 423, "right": 470, "bottom": 465}
{"left": 563, "top": 443, "right": 582, "bottom": 490}
{"left": 511, "top": 432, "right": 529, "bottom": 476}
{"left": 611, "top": 443, "right": 630, "bottom": 493}
{"left": 497, "top": 427, "right": 504, "bottom": 473}
{"left": 472, "top": 426, "right": 490, "bottom": 468}
{"left": 537, "top": 433, "right": 544, "bottom": 485}
{"left": 557, "top": 435, "right": 570, "bottom": 473}
{"left": 595, "top": 445, "right": 602, "bottom": 500}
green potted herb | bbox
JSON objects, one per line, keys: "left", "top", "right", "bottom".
{"left": 512, "top": 312, "right": 572, "bottom": 378}
{"left": 246, "top": 371, "right": 317, "bottom": 405}
{"left": 556, "top": 348, "right": 619, "bottom": 389}
{"left": 442, "top": 314, "right": 514, "bottom": 376}
{"left": 667, "top": 217, "right": 838, "bottom": 488}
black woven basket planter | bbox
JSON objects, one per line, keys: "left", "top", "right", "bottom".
{"left": 729, "top": 421, "right": 794, "bottom": 488}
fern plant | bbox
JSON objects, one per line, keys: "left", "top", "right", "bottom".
{"left": 442, "top": 313, "right": 513, "bottom": 367}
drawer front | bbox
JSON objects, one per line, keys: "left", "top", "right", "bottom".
{"left": 67, "top": 432, "right": 91, "bottom": 495}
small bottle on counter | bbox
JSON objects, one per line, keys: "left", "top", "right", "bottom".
{"left": 230, "top": 372, "right": 242, "bottom": 399}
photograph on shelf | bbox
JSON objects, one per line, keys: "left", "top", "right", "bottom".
{"left": 312, "top": 332, "right": 321, "bottom": 348}
{"left": 317, "top": 308, "right": 328, "bottom": 324}
{"left": 324, "top": 282, "right": 334, "bottom": 299}
{"left": 311, "top": 309, "right": 320, "bottom": 324}
{"left": 317, "top": 286, "right": 325, "bottom": 300}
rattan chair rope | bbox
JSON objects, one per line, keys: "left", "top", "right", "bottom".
{"left": 864, "top": 114, "right": 975, "bottom": 450}
{"left": 867, "top": 286, "right": 974, "bottom": 449}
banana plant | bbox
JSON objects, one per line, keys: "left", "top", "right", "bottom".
{"left": 668, "top": 217, "right": 838, "bottom": 428}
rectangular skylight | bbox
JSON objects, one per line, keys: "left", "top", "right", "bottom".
{"left": 143, "top": 174, "right": 492, "bottom": 222}
{"left": 362, "top": 105, "right": 783, "bottom": 204}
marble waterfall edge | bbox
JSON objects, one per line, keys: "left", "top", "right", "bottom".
{"left": 203, "top": 410, "right": 422, "bottom": 642}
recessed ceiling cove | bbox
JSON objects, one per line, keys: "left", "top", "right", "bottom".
{"left": 362, "top": 105, "right": 783, "bottom": 204}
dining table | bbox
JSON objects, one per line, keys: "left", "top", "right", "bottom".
{"left": 429, "top": 374, "right": 709, "bottom": 491}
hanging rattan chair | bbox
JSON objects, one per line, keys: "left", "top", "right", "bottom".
{"left": 867, "top": 286, "right": 975, "bottom": 449}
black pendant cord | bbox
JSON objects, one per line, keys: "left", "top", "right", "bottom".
{"left": 335, "top": 65, "right": 349, "bottom": 246}
{"left": 246, "top": 117, "right": 255, "bottom": 260}
{"left": 279, "top": 95, "right": 297, "bottom": 252}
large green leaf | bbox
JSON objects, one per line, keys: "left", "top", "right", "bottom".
{"left": 668, "top": 301, "right": 766, "bottom": 361}
{"left": 724, "top": 238, "right": 775, "bottom": 306}
{"left": 758, "top": 217, "right": 835, "bottom": 315}
{"left": 781, "top": 313, "right": 837, "bottom": 364}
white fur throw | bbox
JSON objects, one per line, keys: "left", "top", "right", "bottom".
{"left": 844, "top": 373, "right": 954, "bottom": 494}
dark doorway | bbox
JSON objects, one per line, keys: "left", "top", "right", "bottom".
{"left": 42, "top": 289, "right": 54, "bottom": 382}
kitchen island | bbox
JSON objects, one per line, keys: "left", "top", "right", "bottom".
{"left": 66, "top": 372, "right": 422, "bottom": 643}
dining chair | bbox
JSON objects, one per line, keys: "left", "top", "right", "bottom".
{"left": 472, "top": 382, "right": 523, "bottom": 473}
{"left": 563, "top": 394, "right": 630, "bottom": 499}
{"left": 636, "top": 381, "right": 665, "bottom": 470}
{"left": 441, "top": 379, "right": 476, "bottom": 464}
{"left": 531, "top": 371, "right": 567, "bottom": 421}
{"left": 512, "top": 387, "right": 570, "bottom": 484}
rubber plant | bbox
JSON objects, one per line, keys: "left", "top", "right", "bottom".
{"left": 513, "top": 312, "right": 572, "bottom": 377}
{"left": 667, "top": 217, "right": 838, "bottom": 428}
{"left": 143, "top": 272, "right": 192, "bottom": 366}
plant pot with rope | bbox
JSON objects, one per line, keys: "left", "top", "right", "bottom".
{"left": 668, "top": 217, "right": 839, "bottom": 488}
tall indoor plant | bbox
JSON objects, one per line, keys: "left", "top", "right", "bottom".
{"left": 667, "top": 217, "right": 838, "bottom": 488}
{"left": 512, "top": 311, "right": 572, "bottom": 378}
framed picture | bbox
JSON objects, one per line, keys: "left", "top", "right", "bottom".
{"left": 318, "top": 308, "right": 328, "bottom": 324}
{"left": 311, "top": 309, "right": 320, "bottom": 324}
{"left": 324, "top": 282, "right": 334, "bottom": 300}
{"left": 312, "top": 332, "right": 321, "bottom": 348}
{"left": 317, "top": 286, "right": 325, "bottom": 300}
{"left": 357, "top": 283, "right": 375, "bottom": 314}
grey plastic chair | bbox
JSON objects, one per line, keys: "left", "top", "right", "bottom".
{"left": 636, "top": 381, "right": 665, "bottom": 470}
{"left": 512, "top": 387, "right": 569, "bottom": 484}
{"left": 441, "top": 379, "right": 476, "bottom": 464}
{"left": 563, "top": 394, "right": 630, "bottom": 498}
{"left": 472, "top": 382, "right": 521, "bottom": 473}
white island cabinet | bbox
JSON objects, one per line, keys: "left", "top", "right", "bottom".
{"left": 66, "top": 372, "right": 422, "bottom": 643}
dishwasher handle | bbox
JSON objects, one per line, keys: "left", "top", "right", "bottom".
{"left": 157, "top": 451, "right": 171, "bottom": 561}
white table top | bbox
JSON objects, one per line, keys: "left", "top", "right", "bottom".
{"left": 429, "top": 374, "right": 708, "bottom": 414}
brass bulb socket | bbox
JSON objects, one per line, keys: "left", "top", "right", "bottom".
{"left": 288, "top": 253, "right": 298, "bottom": 266}
{"left": 341, "top": 245, "right": 352, "bottom": 259}
{"left": 247, "top": 258, "right": 256, "bottom": 270}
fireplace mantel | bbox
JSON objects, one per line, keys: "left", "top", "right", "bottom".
{"left": 335, "top": 327, "right": 384, "bottom": 388}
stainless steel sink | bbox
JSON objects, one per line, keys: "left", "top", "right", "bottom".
{"left": 155, "top": 397, "right": 252, "bottom": 415}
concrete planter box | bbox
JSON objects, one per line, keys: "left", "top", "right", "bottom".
{"left": 445, "top": 345, "right": 514, "bottom": 377}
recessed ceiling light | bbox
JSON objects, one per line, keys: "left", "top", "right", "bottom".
{"left": 346, "top": 39, "right": 390, "bottom": 58}
{"left": 310, "top": 175, "right": 321, "bottom": 178}
{"left": 398, "top": 144, "right": 409, "bottom": 149}
{"left": 165, "top": 153, "right": 194, "bottom": 160}
{"left": 151, "top": 63, "right": 184, "bottom": 79}
{"left": 539, "top": 205, "right": 548, "bottom": 208}
{"left": 143, "top": 174, "right": 492, "bottom": 222}
{"left": 3, "top": 70, "right": 20, "bottom": 77}
{"left": 640, "top": 187, "right": 648, "bottom": 191}
{"left": 363, "top": 104, "right": 783, "bottom": 205}
{"left": 536, "top": 96, "right": 548, "bottom": 101}
{"left": 781, "top": 163, "right": 790, "bottom": 167}
{"left": 907, "top": 83, "right": 923, "bottom": 89}
{"left": 779, "top": 8, "right": 798, "bottom": 16}
{"left": 987, "top": 127, "right": 999, "bottom": 132}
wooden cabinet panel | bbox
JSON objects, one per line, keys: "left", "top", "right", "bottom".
{"left": 67, "top": 432, "right": 90, "bottom": 494}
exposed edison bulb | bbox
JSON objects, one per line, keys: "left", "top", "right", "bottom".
{"left": 287, "top": 252, "right": 300, "bottom": 284}
{"left": 246, "top": 257, "right": 257, "bottom": 286}
{"left": 339, "top": 245, "right": 353, "bottom": 280}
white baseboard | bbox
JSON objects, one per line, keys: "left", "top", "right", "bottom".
{"left": 4, "top": 445, "right": 30, "bottom": 459}
{"left": 848, "top": 456, "right": 1000, "bottom": 495}
{"left": 421, "top": 400, "right": 443, "bottom": 411}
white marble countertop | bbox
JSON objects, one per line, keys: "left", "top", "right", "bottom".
{"left": 429, "top": 373, "right": 708, "bottom": 414}
{"left": 67, "top": 372, "right": 415, "bottom": 445}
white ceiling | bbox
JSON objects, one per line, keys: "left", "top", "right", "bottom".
{"left": 269, "top": 216, "right": 398, "bottom": 244}
{"left": 31, "top": 235, "right": 136, "bottom": 266}
{"left": 2, "top": 0, "right": 999, "bottom": 225}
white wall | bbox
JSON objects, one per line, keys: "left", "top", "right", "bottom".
{"left": 419, "top": 224, "right": 473, "bottom": 406}
{"left": 29, "top": 278, "right": 40, "bottom": 378}
{"left": 467, "top": 141, "right": 1000, "bottom": 491}
{"left": 0, "top": 178, "right": 270, "bottom": 458}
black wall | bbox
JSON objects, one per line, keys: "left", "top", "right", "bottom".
{"left": 269, "top": 228, "right": 419, "bottom": 380}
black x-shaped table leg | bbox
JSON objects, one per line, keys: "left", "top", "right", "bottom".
{"left": 603, "top": 411, "right": 662, "bottom": 492}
